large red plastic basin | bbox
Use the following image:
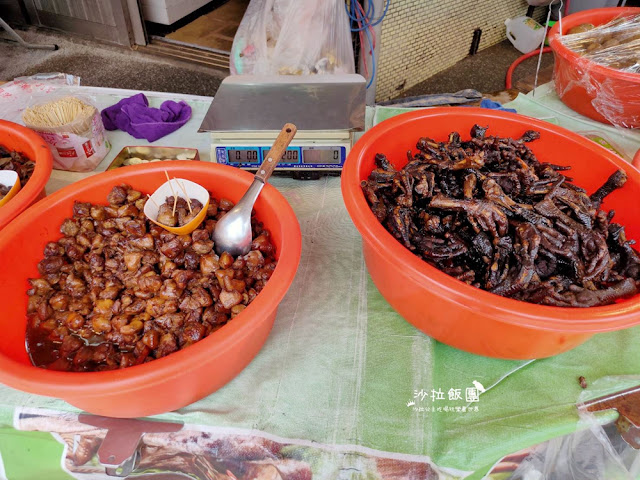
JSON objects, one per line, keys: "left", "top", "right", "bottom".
{"left": 548, "top": 8, "right": 640, "bottom": 128}
{"left": 0, "top": 120, "right": 53, "bottom": 229}
{"left": 342, "top": 108, "right": 640, "bottom": 360}
{"left": 0, "top": 162, "right": 301, "bottom": 417}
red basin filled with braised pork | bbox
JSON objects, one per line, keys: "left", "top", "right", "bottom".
{"left": 0, "top": 161, "right": 301, "bottom": 417}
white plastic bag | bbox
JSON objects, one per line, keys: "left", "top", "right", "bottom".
{"left": 230, "top": 0, "right": 355, "bottom": 75}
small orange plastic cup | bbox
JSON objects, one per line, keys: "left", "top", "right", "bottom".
{"left": 0, "top": 171, "right": 21, "bottom": 207}
{"left": 342, "top": 107, "right": 640, "bottom": 359}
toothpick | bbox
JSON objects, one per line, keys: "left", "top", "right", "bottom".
{"left": 164, "top": 170, "right": 178, "bottom": 216}
{"left": 146, "top": 194, "right": 159, "bottom": 208}
{"left": 175, "top": 179, "right": 193, "bottom": 214}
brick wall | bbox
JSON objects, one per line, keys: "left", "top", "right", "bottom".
{"left": 375, "top": 0, "right": 546, "bottom": 101}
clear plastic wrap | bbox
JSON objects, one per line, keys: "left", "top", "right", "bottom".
{"left": 230, "top": 0, "right": 355, "bottom": 76}
{"left": 508, "top": 377, "right": 640, "bottom": 480}
{"left": 550, "top": 10, "right": 640, "bottom": 129}
{"left": 21, "top": 95, "right": 110, "bottom": 172}
{"left": 0, "top": 73, "right": 110, "bottom": 172}
{"left": 560, "top": 14, "right": 640, "bottom": 73}
{"left": 0, "top": 73, "right": 80, "bottom": 124}
{"left": 508, "top": 426, "right": 640, "bottom": 480}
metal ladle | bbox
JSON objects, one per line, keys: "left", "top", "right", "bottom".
{"left": 213, "top": 123, "right": 297, "bottom": 256}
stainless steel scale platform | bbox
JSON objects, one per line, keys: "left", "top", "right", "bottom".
{"left": 199, "top": 74, "right": 366, "bottom": 177}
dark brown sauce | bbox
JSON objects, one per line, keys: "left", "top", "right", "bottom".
{"left": 26, "top": 326, "right": 116, "bottom": 371}
{"left": 25, "top": 327, "right": 60, "bottom": 368}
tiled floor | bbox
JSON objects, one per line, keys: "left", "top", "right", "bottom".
{"left": 399, "top": 40, "right": 555, "bottom": 98}
{"left": 166, "top": 0, "right": 250, "bottom": 52}
{"left": 1, "top": 25, "right": 552, "bottom": 102}
{"left": 0, "top": 28, "right": 226, "bottom": 97}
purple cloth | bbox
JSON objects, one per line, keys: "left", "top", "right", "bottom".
{"left": 101, "top": 93, "right": 192, "bottom": 142}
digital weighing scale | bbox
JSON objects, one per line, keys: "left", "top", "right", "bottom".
{"left": 199, "top": 75, "right": 366, "bottom": 177}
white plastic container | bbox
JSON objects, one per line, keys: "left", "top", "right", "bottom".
{"left": 505, "top": 16, "right": 546, "bottom": 54}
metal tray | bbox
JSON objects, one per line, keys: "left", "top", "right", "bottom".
{"left": 107, "top": 146, "right": 200, "bottom": 170}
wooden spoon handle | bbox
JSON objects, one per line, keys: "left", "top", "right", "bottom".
{"left": 255, "top": 123, "right": 297, "bottom": 183}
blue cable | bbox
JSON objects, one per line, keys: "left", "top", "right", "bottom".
{"left": 344, "top": 0, "right": 388, "bottom": 32}
{"left": 364, "top": 0, "right": 374, "bottom": 23}
{"left": 344, "top": 0, "right": 388, "bottom": 89}
{"left": 350, "top": 0, "right": 373, "bottom": 25}
{"left": 344, "top": 4, "right": 368, "bottom": 31}
{"left": 368, "top": 0, "right": 390, "bottom": 27}
{"left": 344, "top": 1, "right": 359, "bottom": 23}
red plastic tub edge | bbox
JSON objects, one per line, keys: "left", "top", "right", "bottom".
{"left": 0, "top": 120, "right": 53, "bottom": 230}
{"left": 548, "top": 7, "right": 640, "bottom": 128}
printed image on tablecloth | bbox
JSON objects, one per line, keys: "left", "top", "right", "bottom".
{"left": 13, "top": 407, "right": 465, "bottom": 480}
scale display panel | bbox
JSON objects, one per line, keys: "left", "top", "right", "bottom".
{"left": 215, "top": 145, "right": 346, "bottom": 169}
{"left": 301, "top": 146, "right": 343, "bottom": 165}
{"left": 218, "top": 146, "right": 262, "bottom": 166}
{"left": 260, "top": 146, "right": 301, "bottom": 168}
